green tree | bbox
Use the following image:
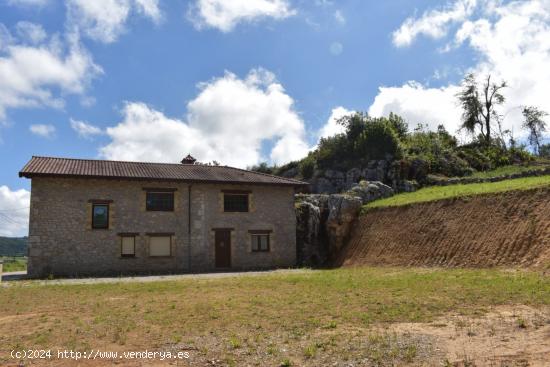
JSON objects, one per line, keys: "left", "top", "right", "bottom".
{"left": 388, "top": 112, "right": 408, "bottom": 140}
{"left": 522, "top": 106, "right": 548, "bottom": 155}
{"left": 539, "top": 144, "right": 550, "bottom": 158}
{"left": 355, "top": 117, "right": 401, "bottom": 161}
{"left": 457, "top": 74, "right": 506, "bottom": 144}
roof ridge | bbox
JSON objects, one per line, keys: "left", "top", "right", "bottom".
{"left": 24, "top": 156, "right": 308, "bottom": 186}
{"left": 30, "top": 155, "right": 199, "bottom": 167}
{"left": 224, "top": 165, "right": 305, "bottom": 184}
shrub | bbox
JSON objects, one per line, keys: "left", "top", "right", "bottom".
{"left": 354, "top": 118, "right": 402, "bottom": 161}
{"left": 250, "top": 162, "right": 274, "bottom": 174}
{"left": 299, "top": 155, "right": 316, "bottom": 179}
{"left": 316, "top": 134, "right": 350, "bottom": 170}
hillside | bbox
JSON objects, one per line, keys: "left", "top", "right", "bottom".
{"left": 0, "top": 236, "right": 28, "bottom": 257}
{"left": 337, "top": 187, "right": 550, "bottom": 268}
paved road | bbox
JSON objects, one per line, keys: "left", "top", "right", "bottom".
{"left": 1, "top": 268, "right": 308, "bottom": 286}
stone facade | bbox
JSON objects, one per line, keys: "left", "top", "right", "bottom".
{"left": 27, "top": 177, "right": 297, "bottom": 277}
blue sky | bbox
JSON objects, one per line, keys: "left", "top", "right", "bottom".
{"left": 1, "top": 0, "right": 550, "bottom": 236}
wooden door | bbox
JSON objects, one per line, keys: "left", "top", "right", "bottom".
{"left": 215, "top": 230, "right": 231, "bottom": 268}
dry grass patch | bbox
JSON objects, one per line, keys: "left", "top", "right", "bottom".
{"left": 1, "top": 267, "right": 549, "bottom": 366}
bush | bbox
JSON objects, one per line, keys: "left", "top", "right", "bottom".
{"left": 316, "top": 134, "right": 350, "bottom": 170}
{"left": 432, "top": 152, "right": 473, "bottom": 177}
{"left": 354, "top": 118, "right": 402, "bottom": 161}
{"left": 272, "top": 161, "right": 299, "bottom": 177}
{"left": 540, "top": 144, "right": 550, "bottom": 158}
{"left": 299, "top": 155, "right": 316, "bottom": 179}
{"left": 250, "top": 162, "right": 274, "bottom": 174}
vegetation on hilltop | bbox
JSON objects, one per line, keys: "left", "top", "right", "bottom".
{"left": 252, "top": 73, "right": 549, "bottom": 185}
{"left": 0, "top": 236, "right": 27, "bottom": 257}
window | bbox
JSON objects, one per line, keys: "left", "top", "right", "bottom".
{"left": 120, "top": 236, "right": 136, "bottom": 257}
{"left": 224, "top": 193, "right": 249, "bottom": 212}
{"left": 251, "top": 233, "right": 270, "bottom": 252}
{"left": 146, "top": 192, "right": 174, "bottom": 211}
{"left": 92, "top": 204, "right": 109, "bottom": 229}
{"left": 149, "top": 235, "right": 172, "bottom": 257}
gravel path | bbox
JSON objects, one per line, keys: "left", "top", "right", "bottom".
{"left": 1, "top": 268, "right": 308, "bottom": 286}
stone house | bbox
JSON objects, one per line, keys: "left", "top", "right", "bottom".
{"left": 19, "top": 155, "right": 307, "bottom": 278}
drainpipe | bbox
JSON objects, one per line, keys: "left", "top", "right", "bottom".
{"left": 187, "top": 184, "right": 192, "bottom": 273}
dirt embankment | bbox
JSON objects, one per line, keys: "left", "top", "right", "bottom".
{"left": 337, "top": 188, "right": 550, "bottom": 268}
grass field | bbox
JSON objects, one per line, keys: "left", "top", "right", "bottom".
{"left": 1, "top": 267, "right": 549, "bottom": 366}
{"left": 0, "top": 257, "right": 27, "bottom": 272}
{"left": 365, "top": 175, "right": 550, "bottom": 209}
{"left": 469, "top": 164, "right": 550, "bottom": 178}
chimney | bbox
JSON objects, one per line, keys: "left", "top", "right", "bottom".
{"left": 181, "top": 154, "right": 197, "bottom": 165}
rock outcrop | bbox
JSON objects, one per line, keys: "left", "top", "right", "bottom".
{"left": 306, "top": 159, "right": 417, "bottom": 195}
{"left": 295, "top": 180, "right": 395, "bottom": 266}
{"left": 295, "top": 194, "right": 329, "bottom": 266}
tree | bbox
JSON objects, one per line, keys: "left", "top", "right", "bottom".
{"left": 457, "top": 73, "right": 507, "bottom": 144}
{"left": 354, "top": 117, "right": 401, "bottom": 161}
{"left": 522, "top": 106, "right": 548, "bottom": 155}
{"left": 388, "top": 112, "right": 408, "bottom": 140}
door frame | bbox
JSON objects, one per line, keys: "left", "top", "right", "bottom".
{"left": 213, "top": 228, "right": 232, "bottom": 269}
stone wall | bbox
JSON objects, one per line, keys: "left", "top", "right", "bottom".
{"left": 27, "top": 177, "right": 297, "bottom": 277}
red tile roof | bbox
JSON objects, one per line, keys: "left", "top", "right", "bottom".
{"left": 19, "top": 156, "right": 308, "bottom": 187}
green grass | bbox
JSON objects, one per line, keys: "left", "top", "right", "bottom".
{"left": 0, "top": 267, "right": 548, "bottom": 366}
{"left": 1, "top": 257, "right": 27, "bottom": 272}
{"left": 469, "top": 164, "right": 549, "bottom": 178}
{"left": 365, "top": 175, "right": 550, "bottom": 209}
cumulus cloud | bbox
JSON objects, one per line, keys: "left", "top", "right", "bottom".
{"left": 392, "top": 0, "right": 477, "bottom": 47}
{"left": 66, "top": 0, "right": 162, "bottom": 43}
{"left": 369, "top": 82, "right": 462, "bottom": 132}
{"left": 318, "top": 106, "right": 353, "bottom": 140}
{"left": 70, "top": 118, "right": 103, "bottom": 139}
{"left": 373, "top": 0, "right": 550, "bottom": 140}
{"left": 0, "top": 186, "right": 30, "bottom": 237}
{"left": 188, "top": 0, "right": 295, "bottom": 32}
{"left": 0, "top": 25, "right": 102, "bottom": 122}
{"left": 100, "top": 68, "right": 310, "bottom": 167}
{"left": 29, "top": 124, "right": 55, "bottom": 138}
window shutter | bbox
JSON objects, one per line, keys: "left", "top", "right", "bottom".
{"left": 149, "top": 236, "right": 171, "bottom": 256}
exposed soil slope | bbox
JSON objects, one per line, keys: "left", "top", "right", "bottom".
{"left": 337, "top": 187, "right": 550, "bottom": 268}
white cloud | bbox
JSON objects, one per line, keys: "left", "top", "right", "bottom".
{"left": 70, "top": 118, "right": 103, "bottom": 139}
{"left": 100, "top": 68, "right": 310, "bottom": 167}
{"left": 329, "top": 41, "right": 343, "bottom": 55}
{"left": 0, "top": 26, "right": 102, "bottom": 121}
{"left": 29, "top": 123, "right": 55, "bottom": 138}
{"left": 334, "top": 10, "right": 346, "bottom": 25}
{"left": 369, "top": 82, "right": 462, "bottom": 132}
{"left": 188, "top": 0, "right": 296, "bottom": 32}
{"left": 319, "top": 106, "right": 353, "bottom": 140}
{"left": 392, "top": 0, "right": 478, "bottom": 47}
{"left": 6, "top": 0, "right": 49, "bottom": 7}
{"left": 0, "top": 186, "right": 30, "bottom": 237}
{"left": 373, "top": 0, "right": 550, "bottom": 140}
{"left": 15, "top": 22, "right": 47, "bottom": 44}
{"left": 66, "top": 0, "right": 162, "bottom": 43}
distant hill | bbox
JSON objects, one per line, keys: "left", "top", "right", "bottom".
{"left": 0, "top": 236, "right": 28, "bottom": 257}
